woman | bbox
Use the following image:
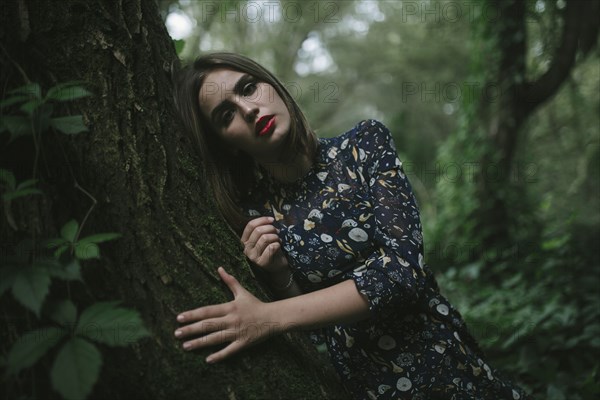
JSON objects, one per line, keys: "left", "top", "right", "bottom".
{"left": 173, "top": 52, "right": 530, "bottom": 399}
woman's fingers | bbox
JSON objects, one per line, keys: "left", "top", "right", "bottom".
{"left": 175, "top": 316, "right": 227, "bottom": 338}
{"left": 195, "top": 326, "right": 269, "bottom": 362}
{"left": 181, "top": 328, "right": 238, "bottom": 351}
{"left": 240, "top": 216, "right": 285, "bottom": 270}
{"left": 204, "top": 321, "right": 272, "bottom": 363}
{"left": 174, "top": 267, "right": 269, "bottom": 363}
{"left": 241, "top": 216, "right": 274, "bottom": 244}
{"left": 217, "top": 267, "right": 243, "bottom": 298}
{"left": 244, "top": 225, "right": 277, "bottom": 253}
{"left": 175, "top": 270, "right": 245, "bottom": 347}
{"left": 206, "top": 340, "right": 245, "bottom": 364}
{"left": 248, "top": 233, "right": 279, "bottom": 262}
{"left": 256, "top": 241, "right": 281, "bottom": 266}
{"left": 177, "top": 300, "right": 232, "bottom": 323}
{"left": 177, "top": 269, "right": 242, "bottom": 324}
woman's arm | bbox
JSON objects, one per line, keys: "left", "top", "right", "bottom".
{"left": 335, "top": 120, "right": 428, "bottom": 315}
{"left": 174, "top": 267, "right": 370, "bottom": 364}
{"left": 263, "top": 267, "right": 303, "bottom": 298}
{"left": 267, "top": 274, "right": 371, "bottom": 330}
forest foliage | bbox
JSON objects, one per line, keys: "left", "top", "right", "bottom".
{"left": 1, "top": 83, "right": 149, "bottom": 399}
{"left": 163, "top": 0, "right": 599, "bottom": 398}
{"left": 0, "top": 0, "right": 598, "bottom": 399}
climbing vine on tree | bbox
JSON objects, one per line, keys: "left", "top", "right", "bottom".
{"left": 1, "top": 82, "right": 149, "bottom": 400}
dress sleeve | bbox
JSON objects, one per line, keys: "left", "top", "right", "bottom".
{"left": 343, "top": 120, "right": 428, "bottom": 315}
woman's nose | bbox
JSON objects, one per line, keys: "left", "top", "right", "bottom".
{"left": 239, "top": 99, "right": 259, "bottom": 122}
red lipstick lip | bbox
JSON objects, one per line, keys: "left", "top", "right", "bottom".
{"left": 256, "top": 115, "right": 275, "bottom": 137}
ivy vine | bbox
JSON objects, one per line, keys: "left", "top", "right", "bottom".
{"left": 0, "top": 82, "right": 149, "bottom": 400}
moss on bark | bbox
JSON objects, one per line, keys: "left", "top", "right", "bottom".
{"left": 0, "top": 1, "right": 347, "bottom": 398}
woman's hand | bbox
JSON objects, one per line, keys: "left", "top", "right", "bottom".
{"left": 174, "top": 267, "right": 279, "bottom": 363}
{"left": 241, "top": 216, "right": 288, "bottom": 273}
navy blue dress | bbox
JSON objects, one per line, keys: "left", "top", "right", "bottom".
{"left": 240, "top": 120, "right": 530, "bottom": 399}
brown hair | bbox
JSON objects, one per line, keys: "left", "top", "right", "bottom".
{"left": 173, "top": 52, "right": 318, "bottom": 236}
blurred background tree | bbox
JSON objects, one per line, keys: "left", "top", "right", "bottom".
{"left": 162, "top": 0, "right": 599, "bottom": 398}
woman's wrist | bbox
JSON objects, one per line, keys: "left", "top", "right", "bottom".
{"left": 267, "top": 267, "right": 295, "bottom": 291}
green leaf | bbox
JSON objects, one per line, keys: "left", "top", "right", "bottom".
{"left": 0, "top": 266, "right": 20, "bottom": 296}
{"left": 61, "top": 219, "right": 79, "bottom": 242}
{"left": 9, "top": 83, "right": 42, "bottom": 99}
{"left": 50, "top": 115, "right": 87, "bottom": 135}
{"left": 32, "top": 257, "right": 62, "bottom": 270}
{"left": 20, "top": 99, "right": 44, "bottom": 116}
{"left": 51, "top": 338, "right": 102, "bottom": 400}
{"left": 16, "top": 178, "right": 39, "bottom": 189}
{"left": 46, "top": 86, "right": 92, "bottom": 102}
{"left": 6, "top": 327, "right": 66, "bottom": 375}
{"left": 3, "top": 188, "right": 43, "bottom": 201}
{"left": 79, "top": 233, "right": 122, "bottom": 244}
{"left": 173, "top": 39, "right": 185, "bottom": 55}
{"left": 0, "top": 169, "right": 16, "bottom": 189}
{"left": 76, "top": 301, "right": 150, "bottom": 346}
{"left": 35, "top": 258, "right": 81, "bottom": 281}
{"left": 45, "top": 237, "right": 69, "bottom": 249}
{"left": 33, "top": 102, "right": 53, "bottom": 135}
{"left": 54, "top": 244, "right": 70, "bottom": 259}
{"left": 75, "top": 242, "right": 99, "bottom": 260}
{"left": 44, "top": 81, "right": 85, "bottom": 96}
{"left": 0, "top": 94, "right": 29, "bottom": 108}
{"left": 47, "top": 300, "right": 78, "bottom": 327}
{"left": 48, "top": 259, "right": 82, "bottom": 281}
{"left": 44, "top": 238, "right": 71, "bottom": 260}
{"left": 2, "top": 115, "right": 33, "bottom": 140}
{"left": 11, "top": 266, "right": 51, "bottom": 317}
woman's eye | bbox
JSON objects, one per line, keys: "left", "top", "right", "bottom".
{"left": 221, "top": 108, "right": 235, "bottom": 125}
{"left": 242, "top": 81, "right": 257, "bottom": 96}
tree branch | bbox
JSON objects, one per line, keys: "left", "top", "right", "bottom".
{"left": 521, "top": 0, "right": 598, "bottom": 113}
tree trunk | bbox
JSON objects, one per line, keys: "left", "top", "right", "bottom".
{"left": 473, "top": 0, "right": 599, "bottom": 254}
{"left": 0, "top": 0, "right": 344, "bottom": 399}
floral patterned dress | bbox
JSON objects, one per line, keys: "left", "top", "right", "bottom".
{"left": 240, "top": 120, "right": 530, "bottom": 400}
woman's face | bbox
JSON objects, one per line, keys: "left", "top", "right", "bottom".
{"left": 198, "top": 68, "right": 291, "bottom": 163}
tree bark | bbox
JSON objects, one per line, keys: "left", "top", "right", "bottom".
{"left": 473, "top": 0, "right": 599, "bottom": 253}
{"left": 0, "top": 0, "right": 345, "bottom": 399}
